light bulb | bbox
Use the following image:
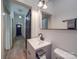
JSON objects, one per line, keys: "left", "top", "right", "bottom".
{"left": 43, "top": 4, "right": 47, "bottom": 9}
{"left": 19, "top": 16, "right": 22, "bottom": 18}
{"left": 38, "top": 1, "right": 43, "bottom": 8}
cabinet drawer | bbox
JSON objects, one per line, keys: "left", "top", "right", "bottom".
{"left": 36, "top": 45, "right": 51, "bottom": 59}
{"left": 27, "top": 42, "right": 36, "bottom": 59}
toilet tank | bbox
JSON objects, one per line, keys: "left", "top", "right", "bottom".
{"left": 54, "top": 48, "right": 77, "bottom": 59}
{"left": 54, "top": 53, "right": 64, "bottom": 59}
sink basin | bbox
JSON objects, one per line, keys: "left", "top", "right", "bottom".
{"left": 27, "top": 37, "right": 51, "bottom": 50}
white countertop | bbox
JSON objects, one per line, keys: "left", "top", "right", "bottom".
{"left": 27, "top": 37, "right": 51, "bottom": 50}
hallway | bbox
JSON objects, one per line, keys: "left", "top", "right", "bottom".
{"left": 6, "top": 36, "right": 27, "bottom": 59}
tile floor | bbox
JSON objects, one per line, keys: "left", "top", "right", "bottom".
{"left": 6, "top": 36, "right": 27, "bottom": 59}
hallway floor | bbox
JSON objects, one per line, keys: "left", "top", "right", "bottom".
{"left": 6, "top": 36, "right": 27, "bottom": 59}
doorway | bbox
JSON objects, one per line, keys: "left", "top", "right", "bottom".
{"left": 26, "top": 9, "right": 31, "bottom": 39}
{"left": 16, "top": 24, "right": 22, "bottom": 36}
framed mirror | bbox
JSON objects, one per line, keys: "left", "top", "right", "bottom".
{"left": 41, "top": 12, "right": 77, "bottom": 30}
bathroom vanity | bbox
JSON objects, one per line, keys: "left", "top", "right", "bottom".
{"left": 27, "top": 37, "right": 51, "bottom": 59}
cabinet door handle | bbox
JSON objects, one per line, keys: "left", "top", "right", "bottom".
{"left": 28, "top": 51, "right": 31, "bottom": 55}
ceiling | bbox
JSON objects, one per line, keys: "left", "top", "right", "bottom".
{"left": 11, "top": 2, "right": 30, "bottom": 16}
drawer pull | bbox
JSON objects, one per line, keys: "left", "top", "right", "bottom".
{"left": 28, "top": 51, "right": 31, "bottom": 55}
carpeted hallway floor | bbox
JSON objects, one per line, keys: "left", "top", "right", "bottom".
{"left": 6, "top": 36, "right": 27, "bottom": 59}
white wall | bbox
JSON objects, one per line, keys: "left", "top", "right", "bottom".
{"left": 1, "top": 0, "right": 5, "bottom": 59}
{"left": 41, "top": 30, "right": 77, "bottom": 58}
{"left": 10, "top": 11, "right": 13, "bottom": 48}
{"left": 4, "top": 13, "right": 12, "bottom": 49}
{"left": 31, "top": 9, "right": 41, "bottom": 37}
{"left": 2, "top": 0, "right": 13, "bottom": 50}
{"left": 53, "top": 0, "right": 77, "bottom": 18}
{"left": 24, "top": 16, "right": 26, "bottom": 38}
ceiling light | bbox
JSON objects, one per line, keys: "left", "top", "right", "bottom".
{"left": 38, "top": 1, "right": 43, "bottom": 8}
{"left": 19, "top": 16, "right": 22, "bottom": 19}
{"left": 42, "top": 4, "right": 47, "bottom": 9}
{"left": 37, "top": 0, "right": 48, "bottom": 9}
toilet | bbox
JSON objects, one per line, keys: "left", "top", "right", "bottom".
{"left": 54, "top": 48, "right": 76, "bottom": 59}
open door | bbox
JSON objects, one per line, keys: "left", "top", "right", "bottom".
{"left": 26, "top": 9, "right": 31, "bottom": 39}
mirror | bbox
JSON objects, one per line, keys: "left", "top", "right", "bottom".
{"left": 41, "top": 12, "right": 77, "bottom": 30}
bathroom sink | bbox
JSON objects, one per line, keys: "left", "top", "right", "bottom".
{"left": 27, "top": 37, "right": 51, "bottom": 50}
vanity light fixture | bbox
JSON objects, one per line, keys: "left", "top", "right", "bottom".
{"left": 42, "top": 3, "right": 47, "bottom": 9}
{"left": 38, "top": 0, "right": 43, "bottom": 8}
{"left": 38, "top": 0, "right": 47, "bottom": 9}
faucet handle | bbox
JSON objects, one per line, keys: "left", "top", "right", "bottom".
{"left": 38, "top": 33, "right": 44, "bottom": 41}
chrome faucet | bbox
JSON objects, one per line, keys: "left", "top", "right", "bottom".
{"left": 38, "top": 33, "right": 44, "bottom": 41}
